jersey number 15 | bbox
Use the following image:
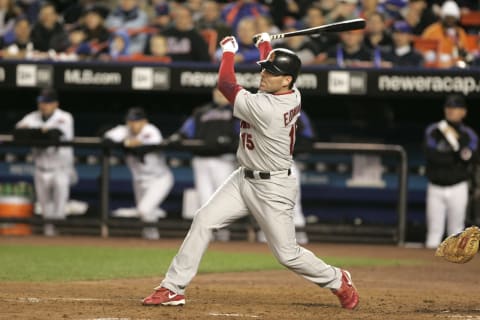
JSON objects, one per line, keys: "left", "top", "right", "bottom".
{"left": 241, "top": 126, "right": 296, "bottom": 155}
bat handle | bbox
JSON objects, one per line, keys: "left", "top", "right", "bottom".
{"left": 270, "top": 34, "right": 285, "bottom": 41}
{"left": 252, "top": 33, "right": 285, "bottom": 44}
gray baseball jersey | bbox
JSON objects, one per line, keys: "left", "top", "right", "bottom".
{"left": 234, "top": 87, "right": 301, "bottom": 172}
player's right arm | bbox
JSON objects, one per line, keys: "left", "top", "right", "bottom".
{"left": 15, "top": 112, "right": 35, "bottom": 128}
{"left": 217, "top": 36, "right": 242, "bottom": 105}
{"left": 104, "top": 125, "right": 128, "bottom": 143}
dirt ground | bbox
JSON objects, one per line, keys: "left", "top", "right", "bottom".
{"left": 1, "top": 236, "right": 480, "bottom": 320}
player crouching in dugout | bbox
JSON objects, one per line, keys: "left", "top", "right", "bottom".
{"left": 103, "top": 107, "right": 174, "bottom": 240}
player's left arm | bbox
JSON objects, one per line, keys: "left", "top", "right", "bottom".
{"left": 254, "top": 33, "right": 272, "bottom": 60}
{"left": 457, "top": 126, "right": 478, "bottom": 162}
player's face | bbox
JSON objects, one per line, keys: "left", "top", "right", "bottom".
{"left": 259, "top": 69, "right": 292, "bottom": 93}
{"left": 127, "top": 119, "right": 147, "bottom": 135}
{"left": 444, "top": 107, "right": 466, "bottom": 123}
{"left": 38, "top": 102, "right": 58, "bottom": 117}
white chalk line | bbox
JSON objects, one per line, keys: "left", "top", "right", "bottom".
{"left": 209, "top": 313, "right": 261, "bottom": 318}
{"left": 2, "top": 297, "right": 140, "bottom": 303}
{"left": 81, "top": 318, "right": 151, "bottom": 320}
{"left": 81, "top": 318, "right": 150, "bottom": 320}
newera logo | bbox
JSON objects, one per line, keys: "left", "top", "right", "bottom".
{"left": 179, "top": 71, "right": 318, "bottom": 89}
{"left": 132, "top": 67, "right": 170, "bottom": 90}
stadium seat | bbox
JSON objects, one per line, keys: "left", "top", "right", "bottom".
{"left": 413, "top": 37, "right": 440, "bottom": 68}
{"left": 464, "top": 34, "right": 479, "bottom": 55}
{"left": 460, "top": 11, "right": 480, "bottom": 28}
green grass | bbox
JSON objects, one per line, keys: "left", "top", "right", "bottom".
{"left": 0, "top": 244, "right": 423, "bottom": 282}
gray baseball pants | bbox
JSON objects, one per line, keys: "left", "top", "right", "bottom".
{"left": 160, "top": 167, "right": 342, "bottom": 294}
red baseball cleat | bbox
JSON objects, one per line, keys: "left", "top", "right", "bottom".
{"left": 331, "top": 269, "right": 359, "bottom": 310}
{"left": 142, "top": 287, "right": 185, "bottom": 306}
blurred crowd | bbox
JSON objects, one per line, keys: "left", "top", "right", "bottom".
{"left": 0, "top": 0, "right": 479, "bottom": 68}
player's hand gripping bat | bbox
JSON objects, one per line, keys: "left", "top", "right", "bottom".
{"left": 252, "top": 18, "right": 366, "bottom": 43}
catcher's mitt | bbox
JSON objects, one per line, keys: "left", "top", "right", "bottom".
{"left": 435, "top": 226, "right": 480, "bottom": 264}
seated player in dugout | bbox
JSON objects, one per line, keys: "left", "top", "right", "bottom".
{"left": 103, "top": 107, "right": 174, "bottom": 240}
{"left": 142, "top": 31, "right": 359, "bottom": 310}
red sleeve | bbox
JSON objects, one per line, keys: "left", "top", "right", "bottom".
{"left": 217, "top": 52, "right": 243, "bottom": 105}
{"left": 258, "top": 41, "right": 272, "bottom": 60}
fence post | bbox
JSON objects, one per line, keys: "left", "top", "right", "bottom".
{"left": 100, "top": 144, "right": 110, "bottom": 238}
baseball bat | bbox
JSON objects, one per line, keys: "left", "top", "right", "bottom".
{"left": 253, "top": 18, "right": 366, "bottom": 42}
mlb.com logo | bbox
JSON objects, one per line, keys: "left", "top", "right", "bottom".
{"left": 132, "top": 67, "right": 170, "bottom": 90}
{"left": 328, "top": 71, "right": 367, "bottom": 95}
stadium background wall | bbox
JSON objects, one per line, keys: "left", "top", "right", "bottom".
{"left": 0, "top": 61, "right": 479, "bottom": 243}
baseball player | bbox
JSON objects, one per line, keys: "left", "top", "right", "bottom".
{"left": 424, "top": 94, "right": 478, "bottom": 249}
{"left": 143, "top": 33, "right": 359, "bottom": 309}
{"left": 174, "top": 87, "right": 239, "bottom": 241}
{"left": 104, "top": 107, "right": 173, "bottom": 240}
{"left": 15, "top": 88, "right": 75, "bottom": 237}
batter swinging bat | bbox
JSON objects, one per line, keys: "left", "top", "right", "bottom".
{"left": 253, "top": 18, "right": 366, "bottom": 42}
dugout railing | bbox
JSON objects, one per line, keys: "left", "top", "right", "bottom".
{"left": 0, "top": 134, "right": 408, "bottom": 245}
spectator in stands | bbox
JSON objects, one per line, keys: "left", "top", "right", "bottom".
{"left": 423, "top": 94, "right": 478, "bottom": 249}
{"left": 383, "top": 20, "right": 423, "bottom": 67}
{"left": 104, "top": 107, "right": 174, "bottom": 240}
{"left": 136, "top": 33, "right": 171, "bottom": 62}
{"left": 220, "top": 0, "right": 269, "bottom": 30}
{"left": 149, "top": 0, "right": 171, "bottom": 32}
{"left": 378, "top": 0, "right": 406, "bottom": 22}
{"left": 274, "top": 19, "right": 319, "bottom": 65}
{"left": 196, "top": 0, "right": 232, "bottom": 44}
{"left": 14, "top": 88, "right": 75, "bottom": 237}
{"left": 0, "top": 0, "right": 19, "bottom": 37}
{"left": 325, "top": 29, "right": 373, "bottom": 67}
{"left": 108, "top": 29, "right": 131, "bottom": 60}
{"left": 105, "top": 0, "right": 148, "bottom": 54}
{"left": 62, "top": 0, "right": 110, "bottom": 26}
{"left": 163, "top": 4, "right": 210, "bottom": 62}
{"left": 421, "top": 0, "right": 468, "bottom": 68}
{"left": 303, "top": 6, "right": 337, "bottom": 55}
{"left": 171, "top": 88, "right": 239, "bottom": 241}
{"left": 316, "top": 0, "right": 338, "bottom": 18}
{"left": 67, "top": 6, "right": 111, "bottom": 58}
{"left": 363, "top": 12, "right": 393, "bottom": 54}
{"left": 30, "top": 3, "right": 69, "bottom": 52}
{"left": 1, "top": 17, "right": 32, "bottom": 58}
{"left": 359, "top": 0, "right": 382, "bottom": 20}
{"left": 401, "top": 0, "right": 438, "bottom": 36}
{"left": 185, "top": 0, "right": 203, "bottom": 23}
{"left": 325, "top": 0, "right": 359, "bottom": 24}
{"left": 16, "top": 0, "right": 40, "bottom": 24}
{"left": 215, "top": 16, "right": 258, "bottom": 63}
{"left": 254, "top": 14, "right": 281, "bottom": 43}
{"left": 284, "top": 0, "right": 312, "bottom": 22}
